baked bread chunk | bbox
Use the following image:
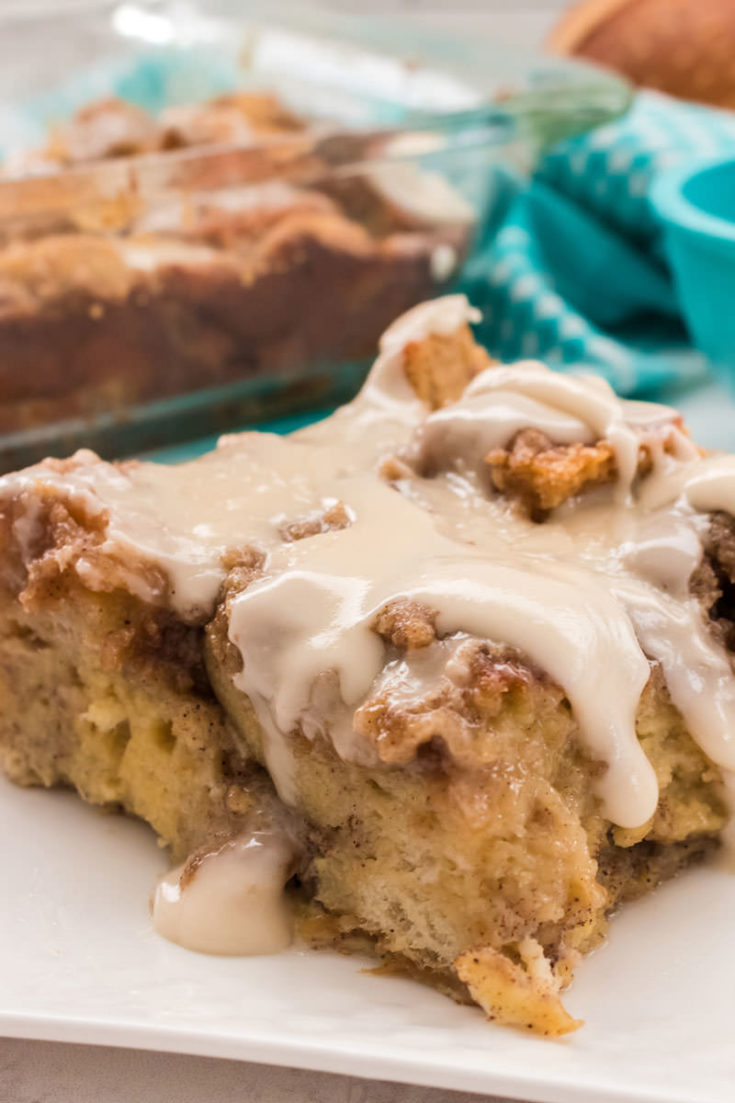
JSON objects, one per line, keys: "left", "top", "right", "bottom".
{"left": 0, "top": 94, "right": 471, "bottom": 446}
{"left": 549, "top": 0, "right": 735, "bottom": 109}
{"left": 0, "top": 296, "right": 733, "bottom": 1034}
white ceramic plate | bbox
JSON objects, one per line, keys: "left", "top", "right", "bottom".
{"left": 0, "top": 773, "right": 733, "bottom": 1103}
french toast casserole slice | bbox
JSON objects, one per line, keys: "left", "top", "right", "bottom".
{"left": 0, "top": 296, "right": 733, "bottom": 1034}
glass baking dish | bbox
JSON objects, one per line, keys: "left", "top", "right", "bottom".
{"left": 0, "top": 1, "right": 631, "bottom": 471}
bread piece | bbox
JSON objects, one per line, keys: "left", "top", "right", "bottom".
{"left": 549, "top": 0, "right": 735, "bottom": 108}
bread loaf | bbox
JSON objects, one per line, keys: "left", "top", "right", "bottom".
{"left": 549, "top": 0, "right": 735, "bottom": 108}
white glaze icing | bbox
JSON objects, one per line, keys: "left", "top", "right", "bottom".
{"left": 451, "top": 362, "right": 691, "bottom": 499}
{"left": 685, "top": 456, "right": 735, "bottom": 516}
{"left": 152, "top": 829, "right": 293, "bottom": 955}
{"left": 2, "top": 295, "right": 735, "bottom": 833}
{"left": 227, "top": 472, "right": 661, "bottom": 825}
{"left": 378, "top": 293, "right": 482, "bottom": 358}
{"left": 410, "top": 364, "right": 691, "bottom": 483}
{"left": 120, "top": 239, "right": 221, "bottom": 272}
{"left": 366, "top": 162, "right": 475, "bottom": 225}
{"left": 132, "top": 180, "right": 330, "bottom": 239}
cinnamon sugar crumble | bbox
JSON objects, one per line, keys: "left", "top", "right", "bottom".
{"left": 486, "top": 429, "right": 617, "bottom": 518}
{"left": 373, "top": 598, "right": 438, "bottom": 650}
{"left": 278, "top": 500, "right": 353, "bottom": 543}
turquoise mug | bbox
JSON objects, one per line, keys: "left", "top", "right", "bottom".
{"left": 653, "top": 156, "right": 735, "bottom": 377}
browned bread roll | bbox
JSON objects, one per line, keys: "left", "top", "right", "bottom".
{"left": 549, "top": 0, "right": 735, "bottom": 108}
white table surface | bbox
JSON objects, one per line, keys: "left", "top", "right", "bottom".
{"left": 5, "top": 4, "right": 734, "bottom": 1102}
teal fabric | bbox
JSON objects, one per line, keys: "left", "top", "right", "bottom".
{"left": 464, "top": 90, "right": 735, "bottom": 397}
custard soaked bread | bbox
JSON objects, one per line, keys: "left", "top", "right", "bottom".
{"left": 0, "top": 296, "right": 733, "bottom": 1033}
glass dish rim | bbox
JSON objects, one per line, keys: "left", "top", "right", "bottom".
{"left": 0, "top": 0, "right": 633, "bottom": 189}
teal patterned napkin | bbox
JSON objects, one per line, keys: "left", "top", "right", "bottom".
{"left": 464, "top": 91, "right": 735, "bottom": 397}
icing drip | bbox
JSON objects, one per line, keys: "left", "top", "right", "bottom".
{"left": 685, "top": 456, "right": 735, "bottom": 516}
{"left": 152, "top": 830, "right": 294, "bottom": 955}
